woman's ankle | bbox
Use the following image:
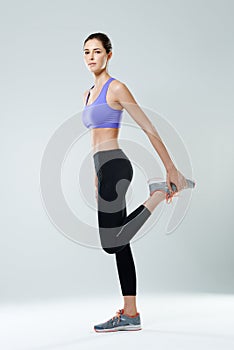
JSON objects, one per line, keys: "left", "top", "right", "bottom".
{"left": 143, "top": 191, "right": 165, "bottom": 213}
{"left": 123, "top": 308, "right": 138, "bottom": 316}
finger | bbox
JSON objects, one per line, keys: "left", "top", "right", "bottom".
{"left": 171, "top": 183, "right": 177, "bottom": 193}
{"left": 167, "top": 180, "right": 173, "bottom": 194}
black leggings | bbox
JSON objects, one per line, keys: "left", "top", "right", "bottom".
{"left": 93, "top": 148, "right": 151, "bottom": 296}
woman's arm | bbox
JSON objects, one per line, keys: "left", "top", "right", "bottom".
{"left": 113, "top": 81, "right": 187, "bottom": 192}
{"left": 95, "top": 174, "right": 98, "bottom": 201}
{"left": 83, "top": 90, "right": 99, "bottom": 199}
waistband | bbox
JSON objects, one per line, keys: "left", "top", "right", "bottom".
{"left": 93, "top": 148, "right": 130, "bottom": 172}
{"left": 93, "top": 148, "right": 123, "bottom": 158}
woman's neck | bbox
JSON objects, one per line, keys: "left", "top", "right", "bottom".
{"left": 92, "top": 72, "right": 111, "bottom": 88}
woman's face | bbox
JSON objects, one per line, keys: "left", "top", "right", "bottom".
{"left": 83, "top": 39, "right": 112, "bottom": 72}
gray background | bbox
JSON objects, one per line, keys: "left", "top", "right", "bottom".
{"left": 0, "top": 0, "right": 233, "bottom": 304}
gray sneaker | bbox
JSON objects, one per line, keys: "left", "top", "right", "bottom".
{"left": 94, "top": 309, "right": 142, "bottom": 332}
{"left": 148, "top": 177, "right": 196, "bottom": 203}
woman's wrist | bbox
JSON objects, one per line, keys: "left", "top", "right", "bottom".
{"left": 166, "top": 163, "right": 177, "bottom": 173}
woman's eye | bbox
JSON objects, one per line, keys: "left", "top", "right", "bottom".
{"left": 84, "top": 51, "right": 100, "bottom": 55}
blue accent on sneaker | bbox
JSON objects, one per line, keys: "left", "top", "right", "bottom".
{"left": 94, "top": 309, "right": 142, "bottom": 332}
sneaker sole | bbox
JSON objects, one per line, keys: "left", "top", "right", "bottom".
{"left": 94, "top": 325, "right": 142, "bottom": 332}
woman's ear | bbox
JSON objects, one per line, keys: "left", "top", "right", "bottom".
{"left": 107, "top": 51, "right": 112, "bottom": 61}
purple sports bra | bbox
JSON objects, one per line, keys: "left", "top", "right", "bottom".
{"left": 82, "top": 77, "right": 123, "bottom": 129}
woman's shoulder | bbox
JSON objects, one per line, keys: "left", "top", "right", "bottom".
{"left": 111, "top": 78, "right": 127, "bottom": 92}
{"left": 83, "top": 89, "right": 89, "bottom": 104}
{"left": 83, "top": 83, "right": 95, "bottom": 102}
{"left": 111, "top": 78, "right": 137, "bottom": 104}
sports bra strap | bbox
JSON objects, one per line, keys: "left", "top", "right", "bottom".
{"left": 85, "top": 85, "right": 94, "bottom": 105}
{"left": 85, "top": 78, "right": 115, "bottom": 106}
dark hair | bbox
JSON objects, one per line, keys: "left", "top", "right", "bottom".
{"left": 83, "top": 32, "right": 112, "bottom": 54}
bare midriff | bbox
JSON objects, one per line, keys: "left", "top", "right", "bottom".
{"left": 91, "top": 127, "right": 120, "bottom": 154}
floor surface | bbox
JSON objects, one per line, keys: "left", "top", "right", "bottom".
{"left": 1, "top": 293, "right": 234, "bottom": 350}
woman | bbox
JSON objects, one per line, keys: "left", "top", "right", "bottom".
{"left": 82, "top": 32, "right": 195, "bottom": 333}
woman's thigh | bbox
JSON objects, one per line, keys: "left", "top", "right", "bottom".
{"left": 94, "top": 150, "right": 133, "bottom": 228}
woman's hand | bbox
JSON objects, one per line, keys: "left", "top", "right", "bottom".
{"left": 166, "top": 165, "right": 188, "bottom": 196}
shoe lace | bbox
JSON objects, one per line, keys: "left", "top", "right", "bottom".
{"left": 166, "top": 191, "right": 180, "bottom": 204}
{"left": 111, "top": 309, "right": 123, "bottom": 323}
